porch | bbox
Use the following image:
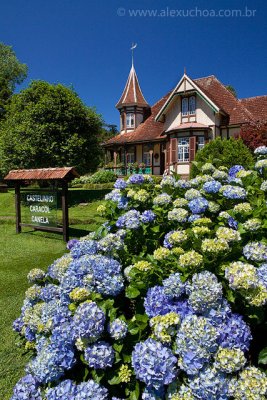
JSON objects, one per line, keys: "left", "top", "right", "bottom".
{"left": 104, "top": 142, "right": 165, "bottom": 176}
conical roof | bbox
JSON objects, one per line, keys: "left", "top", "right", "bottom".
{"left": 116, "top": 64, "right": 149, "bottom": 109}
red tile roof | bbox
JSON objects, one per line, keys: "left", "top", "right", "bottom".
{"left": 194, "top": 75, "right": 254, "bottom": 125}
{"left": 104, "top": 93, "right": 171, "bottom": 146}
{"left": 116, "top": 65, "right": 149, "bottom": 108}
{"left": 239, "top": 96, "right": 267, "bottom": 122}
{"left": 4, "top": 167, "right": 79, "bottom": 181}
{"left": 105, "top": 75, "right": 266, "bottom": 147}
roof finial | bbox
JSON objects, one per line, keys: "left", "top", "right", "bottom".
{"left": 130, "top": 43, "right": 137, "bottom": 67}
{"left": 184, "top": 66, "right": 187, "bottom": 75}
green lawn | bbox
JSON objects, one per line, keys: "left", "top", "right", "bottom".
{"left": 0, "top": 189, "right": 107, "bottom": 398}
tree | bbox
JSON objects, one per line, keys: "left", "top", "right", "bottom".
{"left": 0, "top": 81, "right": 103, "bottom": 175}
{"left": 0, "top": 43, "right": 27, "bottom": 115}
{"left": 190, "top": 137, "right": 254, "bottom": 178}
{"left": 225, "top": 85, "right": 237, "bottom": 98}
{"left": 239, "top": 120, "right": 267, "bottom": 151}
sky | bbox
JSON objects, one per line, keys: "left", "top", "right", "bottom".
{"left": 0, "top": 0, "right": 267, "bottom": 127}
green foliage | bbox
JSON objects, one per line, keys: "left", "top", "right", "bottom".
{"left": 0, "top": 42, "right": 27, "bottom": 116}
{"left": 71, "top": 170, "right": 116, "bottom": 187}
{"left": 87, "top": 170, "right": 117, "bottom": 184}
{"left": 191, "top": 137, "right": 254, "bottom": 178}
{"left": 0, "top": 81, "right": 103, "bottom": 176}
{"left": 225, "top": 84, "right": 237, "bottom": 98}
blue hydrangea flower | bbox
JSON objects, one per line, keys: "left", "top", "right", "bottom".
{"left": 105, "top": 189, "right": 128, "bottom": 209}
{"left": 186, "top": 271, "right": 223, "bottom": 314}
{"left": 66, "top": 239, "right": 79, "bottom": 250}
{"left": 257, "top": 264, "right": 267, "bottom": 288}
{"left": 163, "top": 231, "right": 174, "bottom": 249}
{"left": 162, "top": 273, "right": 184, "bottom": 299}
{"left": 72, "top": 301, "right": 105, "bottom": 342}
{"left": 27, "top": 340, "right": 76, "bottom": 383}
{"left": 13, "top": 316, "right": 24, "bottom": 333}
{"left": 141, "top": 210, "right": 156, "bottom": 223}
{"left": 243, "top": 242, "right": 267, "bottom": 262}
{"left": 142, "top": 386, "right": 165, "bottom": 399}
{"left": 228, "top": 165, "right": 245, "bottom": 178}
{"left": 202, "top": 180, "right": 222, "bottom": 193}
{"left": 227, "top": 216, "right": 238, "bottom": 230}
{"left": 84, "top": 341, "right": 114, "bottom": 369}
{"left": 144, "top": 286, "right": 171, "bottom": 317}
{"left": 188, "top": 197, "right": 209, "bottom": 214}
{"left": 40, "top": 284, "right": 60, "bottom": 302}
{"left": 75, "top": 380, "right": 108, "bottom": 399}
{"left": 114, "top": 178, "right": 127, "bottom": 189}
{"left": 128, "top": 174, "right": 145, "bottom": 184}
{"left": 11, "top": 374, "right": 42, "bottom": 400}
{"left": 188, "top": 214, "right": 202, "bottom": 222}
{"left": 169, "top": 300, "right": 194, "bottom": 320}
{"left": 108, "top": 318, "right": 128, "bottom": 340}
{"left": 132, "top": 338, "right": 177, "bottom": 390}
{"left": 218, "top": 313, "right": 252, "bottom": 351}
{"left": 116, "top": 209, "right": 141, "bottom": 229}
{"left": 46, "top": 379, "right": 77, "bottom": 399}
{"left": 188, "top": 367, "right": 229, "bottom": 399}
{"left": 221, "top": 185, "right": 247, "bottom": 200}
{"left": 70, "top": 240, "right": 99, "bottom": 259}
{"left": 176, "top": 315, "right": 219, "bottom": 375}
{"left": 174, "top": 179, "right": 191, "bottom": 189}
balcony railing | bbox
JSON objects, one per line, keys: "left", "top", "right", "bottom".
{"left": 104, "top": 166, "right": 152, "bottom": 176}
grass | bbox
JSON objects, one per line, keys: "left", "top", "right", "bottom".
{"left": 0, "top": 189, "right": 107, "bottom": 398}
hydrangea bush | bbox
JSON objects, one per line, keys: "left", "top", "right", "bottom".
{"left": 11, "top": 148, "right": 267, "bottom": 399}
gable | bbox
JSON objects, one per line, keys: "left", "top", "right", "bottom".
{"left": 155, "top": 74, "right": 220, "bottom": 122}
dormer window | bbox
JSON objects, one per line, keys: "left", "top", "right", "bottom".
{"left": 126, "top": 113, "right": 135, "bottom": 128}
{"left": 182, "top": 96, "right": 196, "bottom": 116}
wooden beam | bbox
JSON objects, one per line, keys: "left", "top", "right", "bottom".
{"left": 61, "top": 181, "right": 69, "bottom": 242}
{"left": 15, "top": 183, "right": 21, "bottom": 234}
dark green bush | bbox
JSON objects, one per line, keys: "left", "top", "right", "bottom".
{"left": 190, "top": 137, "right": 254, "bottom": 178}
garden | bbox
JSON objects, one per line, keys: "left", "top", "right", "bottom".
{"left": 7, "top": 146, "right": 267, "bottom": 399}
{"left": 0, "top": 189, "right": 106, "bottom": 399}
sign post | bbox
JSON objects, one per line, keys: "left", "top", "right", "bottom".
{"left": 4, "top": 167, "right": 79, "bottom": 242}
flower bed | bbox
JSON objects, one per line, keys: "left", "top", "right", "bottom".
{"left": 11, "top": 149, "right": 267, "bottom": 399}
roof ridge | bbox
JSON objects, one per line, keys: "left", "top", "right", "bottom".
{"left": 240, "top": 95, "right": 267, "bottom": 101}
{"left": 194, "top": 74, "right": 216, "bottom": 81}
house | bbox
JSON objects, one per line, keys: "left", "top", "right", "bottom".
{"left": 103, "top": 62, "right": 267, "bottom": 177}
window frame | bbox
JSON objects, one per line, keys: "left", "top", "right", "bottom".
{"left": 126, "top": 113, "right": 135, "bottom": 128}
{"left": 181, "top": 96, "right": 196, "bottom": 116}
{"left": 177, "top": 137, "right": 190, "bottom": 163}
{"left": 197, "top": 136, "right": 205, "bottom": 152}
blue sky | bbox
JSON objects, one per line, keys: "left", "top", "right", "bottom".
{"left": 0, "top": 0, "right": 266, "bottom": 126}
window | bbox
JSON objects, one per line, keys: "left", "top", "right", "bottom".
{"left": 143, "top": 144, "right": 152, "bottom": 166}
{"left": 198, "top": 136, "right": 205, "bottom": 151}
{"left": 126, "top": 113, "right": 134, "bottom": 128}
{"left": 127, "top": 153, "right": 135, "bottom": 164}
{"left": 189, "top": 96, "right": 196, "bottom": 114}
{"left": 182, "top": 96, "right": 196, "bottom": 115}
{"left": 178, "top": 138, "right": 189, "bottom": 162}
{"left": 127, "top": 147, "right": 135, "bottom": 164}
{"left": 182, "top": 98, "right": 188, "bottom": 116}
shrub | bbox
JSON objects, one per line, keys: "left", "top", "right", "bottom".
{"left": 191, "top": 137, "right": 254, "bottom": 178}
{"left": 11, "top": 151, "right": 267, "bottom": 399}
{"left": 71, "top": 170, "right": 117, "bottom": 187}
